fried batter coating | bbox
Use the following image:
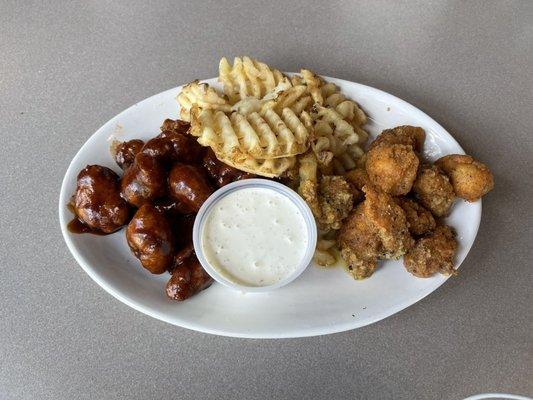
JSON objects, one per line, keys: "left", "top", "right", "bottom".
{"left": 300, "top": 175, "right": 355, "bottom": 230}
{"left": 369, "top": 125, "right": 425, "bottom": 152}
{"left": 339, "top": 207, "right": 379, "bottom": 279}
{"left": 412, "top": 165, "right": 455, "bottom": 217}
{"left": 338, "top": 186, "right": 414, "bottom": 279}
{"left": 403, "top": 225, "right": 457, "bottom": 278}
{"left": 365, "top": 143, "right": 419, "bottom": 195}
{"left": 344, "top": 168, "right": 371, "bottom": 192}
{"left": 396, "top": 197, "right": 436, "bottom": 236}
{"left": 435, "top": 154, "right": 494, "bottom": 202}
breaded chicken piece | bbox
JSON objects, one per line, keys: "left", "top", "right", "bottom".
{"left": 300, "top": 175, "right": 355, "bottom": 231}
{"left": 366, "top": 143, "right": 419, "bottom": 195}
{"left": 435, "top": 154, "right": 494, "bottom": 202}
{"left": 413, "top": 165, "right": 455, "bottom": 217}
{"left": 369, "top": 125, "right": 426, "bottom": 152}
{"left": 395, "top": 197, "right": 436, "bottom": 236}
{"left": 338, "top": 185, "right": 414, "bottom": 279}
{"left": 338, "top": 206, "right": 379, "bottom": 279}
{"left": 404, "top": 225, "right": 457, "bottom": 278}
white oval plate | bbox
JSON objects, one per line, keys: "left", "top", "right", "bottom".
{"left": 59, "top": 76, "right": 481, "bottom": 338}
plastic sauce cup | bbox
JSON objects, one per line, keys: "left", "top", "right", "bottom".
{"left": 193, "top": 179, "right": 317, "bottom": 293}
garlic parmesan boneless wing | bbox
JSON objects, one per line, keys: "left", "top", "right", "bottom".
{"left": 297, "top": 152, "right": 355, "bottom": 231}
{"left": 404, "top": 225, "right": 458, "bottom": 278}
{"left": 338, "top": 185, "right": 414, "bottom": 279}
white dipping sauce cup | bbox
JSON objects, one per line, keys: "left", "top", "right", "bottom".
{"left": 193, "top": 179, "right": 317, "bottom": 293}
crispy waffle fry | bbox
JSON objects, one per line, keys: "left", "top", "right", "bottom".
{"left": 219, "top": 56, "right": 286, "bottom": 103}
{"left": 320, "top": 82, "right": 367, "bottom": 126}
{"left": 301, "top": 69, "right": 324, "bottom": 104}
{"left": 230, "top": 83, "right": 313, "bottom": 117}
{"left": 177, "top": 80, "right": 231, "bottom": 121}
{"left": 263, "top": 84, "right": 313, "bottom": 115}
{"left": 311, "top": 105, "right": 367, "bottom": 174}
{"left": 299, "top": 69, "right": 367, "bottom": 126}
{"left": 190, "top": 106, "right": 311, "bottom": 160}
{"left": 313, "top": 105, "right": 360, "bottom": 145}
{"left": 177, "top": 57, "right": 369, "bottom": 180}
{"left": 214, "top": 149, "right": 296, "bottom": 178}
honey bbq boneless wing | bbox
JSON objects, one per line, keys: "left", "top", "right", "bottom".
{"left": 168, "top": 164, "right": 214, "bottom": 213}
{"left": 166, "top": 244, "right": 213, "bottom": 301}
{"left": 153, "top": 197, "right": 193, "bottom": 217}
{"left": 170, "top": 213, "right": 196, "bottom": 249}
{"left": 126, "top": 204, "right": 175, "bottom": 274}
{"left": 112, "top": 139, "right": 144, "bottom": 170}
{"left": 140, "top": 136, "right": 177, "bottom": 166}
{"left": 158, "top": 128, "right": 206, "bottom": 165}
{"left": 72, "top": 165, "right": 130, "bottom": 233}
{"left": 202, "top": 148, "right": 255, "bottom": 187}
{"left": 120, "top": 153, "right": 168, "bottom": 207}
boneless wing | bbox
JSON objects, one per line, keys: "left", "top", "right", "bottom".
{"left": 413, "top": 165, "right": 455, "bottom": 217}
{"left": 435, "top": 154, "right": 494, "bottom": 202}
{"left": 369, "top": 125, "right": 426, "bottom": 152}
{"left": 300, "top": 175, "right": 355, "bottom": 231}
{"left": 338, "top": 185, "right": 414, "bottom": 279}
{"left": 395, "top": 197, "right": 436, "bottom": 236}
{"left": 365, "top": 143, "right": 419, "bottom": 195}
{"left": 404, "top": 225, "right": 457, "bottom": 278}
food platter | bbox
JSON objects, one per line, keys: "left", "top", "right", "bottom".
{"left": 59, "top": 75, "right": 482, "bottom": 338}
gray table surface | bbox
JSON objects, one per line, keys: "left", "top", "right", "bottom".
{"left": 1, "top": 0, "right": 532, "bottom": 399}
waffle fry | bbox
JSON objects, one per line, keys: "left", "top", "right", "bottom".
{"left": 214, "top": 149, "right": 296, "bottom": 178}
{"left": 177, "top": 80, "right": 231, "bottom": 121}
{"left": 219, "top": 56, "right": 286, "bottom": 103}
{"left": 310, "top": 105, "right": 367, "bottom": 174}
{"left": 190, "top": 106, "right": 311, "bottom": 160}
{"left": 231, "top": 83, "right": 312, "bottom": 117}
{"left": 301, "top": 69, "right": 324, "bottom": 104}
{"left": 320, "top": 82, "right": 367, "bottom": 126}
{"left": 299, "top": 69, "right": 367, "bottom": 126}
{"left": 263, "top": 84, "right": 313, "bottom": 115}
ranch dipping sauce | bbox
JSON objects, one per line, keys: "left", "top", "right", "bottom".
{"left": 200, "top": 187, "right": 309, "bottom": 287}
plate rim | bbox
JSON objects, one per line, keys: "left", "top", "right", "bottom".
{"left": 59, "top": 76, "right": 482, "bottom": 338}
